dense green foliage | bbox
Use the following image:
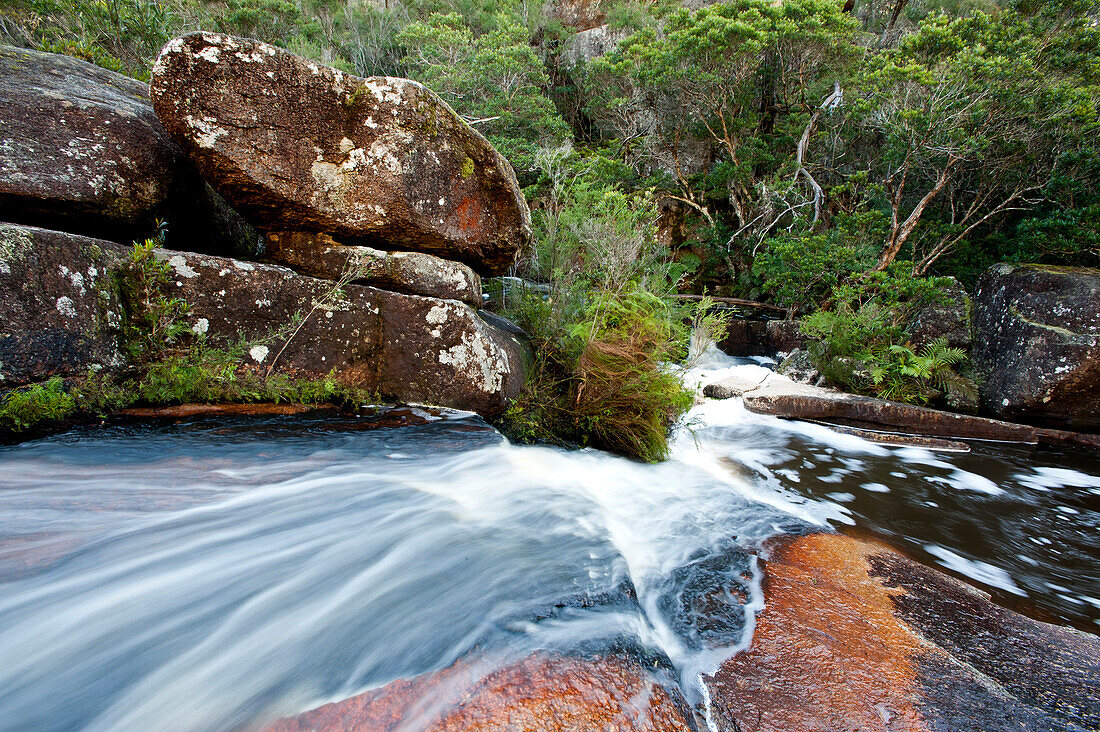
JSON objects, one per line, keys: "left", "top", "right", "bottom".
{"left": 799, "top": 265, "right": 977, "bottom": 406}
{"left": 6, "top": 0, "right": 1094, "bottom": 286}
{"left": 0, "top": 378, "right": 75, "bottom": 432}
{"left": 497, "top": 150, "right": 721, "bottom": 461}
{"left": 502, "top": 283, "right": 697, "bottom": 462}
{"left": 4, "top": 0, "right": 1097, "bottom": 441}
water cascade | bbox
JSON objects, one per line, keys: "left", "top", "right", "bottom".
{"left": 0, "top": 348, "right": 1096, "bottom": 730}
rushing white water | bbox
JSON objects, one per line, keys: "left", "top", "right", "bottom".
{"left": 0, "top": 397, "right": 808, "bottom": 730}
{"left": 0, "top": 347, "right": 1097, "bottom": 730}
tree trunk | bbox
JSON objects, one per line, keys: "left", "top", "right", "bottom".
{"left": 885, "top": 0, "right": 910, "bottom": 34}
{"left": 874, "top": 165, "right": 953, "bottom": 271}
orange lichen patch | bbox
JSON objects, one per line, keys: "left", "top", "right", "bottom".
{"left": 705, "top": 533, "right": 930, "bottom": 732}
{"left": 118, "top": 403, "right": 328, "bottom": 419}
{"left": 266, "top": 652, "right": 695, "bottom": 732}
{"left": 452, "top": 194, "right": 487, "bottom": 238}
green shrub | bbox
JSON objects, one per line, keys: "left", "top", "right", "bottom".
{"left": 799, "top": 265, "right": 976, "bottom": 406}
{"left": 0, "top": 378, "right": 76, "bottom": 432}
{"left": 397, "top": 12, "right": 570, "bottom": 179}
{"left": 501, "top": 284, "right": 695, "bottom": 462}
{"left": 868, "top": 339, "right": 975, "bottom": 406}
{"left": 116, "top": 231, "right": 191, "bottom": 363}
{"left": 497, "top": 151, "right": 708, "bottom": 461}
{"left": 751, "top": 211, "right": 885, "bottom": 311}
{"left": 135, "top": 343, "right": 368, "bottom": 407}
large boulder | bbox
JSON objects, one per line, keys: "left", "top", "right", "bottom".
{"left": 972, "top": 264, "right": 1100, "bottom": 430}
{"left": 0, "top": 45, "right": 255, "bottom": 255}
{"left": 560, "top": 25, "right": 628, "bottom": 68}
{"left": 158, "top": 249, "right": 526, "bottom": 416}
{"left": 704, "top": 533, "right": 1100, "bottom": 732}
{"left": 0, "top": 223, "right": 126, "bottom": 387}
{"left": 149, "top": 33, "right": 531, "bottom": 275}
{"left": 0, "top": 223, "right": 525, "bottom": 415}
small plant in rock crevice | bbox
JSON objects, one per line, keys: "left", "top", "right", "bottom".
{"left": 116, "top": 223, "right": 191, "bottom": 363}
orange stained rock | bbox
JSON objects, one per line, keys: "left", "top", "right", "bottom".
{"left": 118, "top": 403, "right": 324, "bottom": 418}
{"left": 705, "top": 533, "right": 930, "bottom": 732}
{"left": 266, "top": 652, "right": 695, "bottom": 732}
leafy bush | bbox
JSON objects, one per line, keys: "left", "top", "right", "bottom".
{"left": 868, "top": 339, "right": 974, "bottom": 406}
{"left": 498, "top": 152, "right": 713, "bottom": 461}
{"left": 135, "top": 341, "right": 368, "bottom": 407}
{"left": 397, "top": 12, "right": 570, "bottom": 177}
{"left": 799, "top": 265, "right": 976, "bottom": 406}
{"left": 117, "top": 231, "right": 192, "bottom": 363}
{"left": 501, "top": 284, "right": 695, "bottom": 462}
{"left": 752, "top": 211, "right": 885, "bottom": 311}
{"left": 2, "top": 0, "right": 171, "bottom": 79}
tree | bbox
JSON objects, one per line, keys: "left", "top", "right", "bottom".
{"left": 847, "top": 9, "right": 1100, "bottom": 272}
{"left": 584, "top": 0, "right": 862, "bottom": 233}
{"left": 397, "top": 12, "right": 570, "bottom": 175}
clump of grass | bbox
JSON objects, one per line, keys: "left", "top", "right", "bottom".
{"left": 0, "top": 378, "right": 76, "bottom": 432}
{"left": 495, "top": 147, "right": 730, "bottom": 462}
{"left": 136, "top": 342, "right": 370, "bottom": 407}
{"left": 500, "top": 284, "right": 699, "bottom": 462}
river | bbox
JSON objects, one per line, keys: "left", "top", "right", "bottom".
{"left": 0, "top": 349, "right": 1096, "bottom": 730}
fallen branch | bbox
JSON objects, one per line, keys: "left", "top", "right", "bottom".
{"left": 671, "top": 294, "right": 789, "bottom": 313}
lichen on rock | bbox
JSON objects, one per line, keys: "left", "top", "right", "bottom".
{"left": 149, "top": 32, "right": 531, "bottom": 276}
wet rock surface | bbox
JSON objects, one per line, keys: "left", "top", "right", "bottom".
{"left": 0, "top": 46, "right": 254, "bottom": 254}
{"left": 873, "top": 547, "right": 1100, "bottom": 731}
{"left": 717, "top": 319, "right": 804, "bottom": 357}
{"left": 157, "top": 248, "right": 525, "bottom": 415}
{"left": 776, "top": 348, "right": 820, "bottom": 385}
{"left": 0, "top": 223, "right": 126, "bottom": 386}
{"left": 972, "top": 264, "right": 1100, "bottom": 431}
{"left": 702, "top": 371, "right": 769, "bottom": 400}
{"left": 703, "top": 533, "right": 1100, "bottom": 732}
{"left": 265, "top": 230, "right": 481, "bottom": 306}
{"left": 656, "top": 545, "right": 757, "bottom": 651}
{"left": 742, "top": 374, "right": 1039, "bottom": 441}
{"left": 150, "top": 32, "right": 530, "bottom": 275}
{"left": 266, "top": 652, "right": 696, "bottom": 731}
